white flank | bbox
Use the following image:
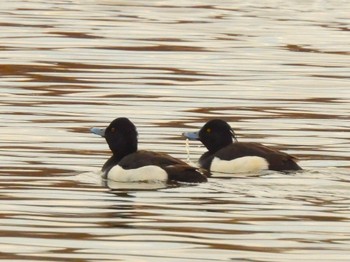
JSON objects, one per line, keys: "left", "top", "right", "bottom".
{"left": 107, "top": 165, "right": 168, "bottom": 182}
{"left": 210, "top": 156, "right": 269, "bottom": 173}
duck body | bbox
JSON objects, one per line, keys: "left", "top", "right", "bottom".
{"left": 198, "top": 142, "right": 301, "bottom": 173}
{"left": 183, "top": 119, "right": 302, "bottom": 173}
{"left": 91, "top": 118, "right": 208, "bottom": 183}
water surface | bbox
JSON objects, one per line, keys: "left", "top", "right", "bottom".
{"left": 1, "top": 1, "right": 350, "bottom": 261}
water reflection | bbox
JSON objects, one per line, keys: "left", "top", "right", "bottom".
{"left": 2, "top": 168, "right": 350, "bottom": 260}
{"left": 1, "top": 0, "right": 350, "bottom": 261}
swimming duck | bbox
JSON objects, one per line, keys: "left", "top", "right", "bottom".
{"left": 91, "top": 117, "right": 208, "bottom": 183}
{"left": 183, "top": 119, "right": 302, "bottom": 173}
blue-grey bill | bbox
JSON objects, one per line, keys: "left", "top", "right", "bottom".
{"left": 182, "top": 131, "right": 200, "bottom": 141}
{"left": 91, "top": 127, "right": 106, "bottom": 137}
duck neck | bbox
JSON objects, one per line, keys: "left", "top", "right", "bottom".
{"left": 207, "top": 137, "right": 233, "bottom": 153}
{"left": 112, "top": 145, "right": 137, "bottom": 162}
{"left": 102, "top": 144, "right": 137, "bottom": 173}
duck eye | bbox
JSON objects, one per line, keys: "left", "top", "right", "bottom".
{"left": 111, "top": 127, "right": 116, "bottom": 133}
{"left": 206, "top": 128, "right": 211, "bottom": 133}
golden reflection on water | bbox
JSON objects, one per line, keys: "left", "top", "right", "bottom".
{"left": 0, "top": 0, "right": 350, "bottom": 261}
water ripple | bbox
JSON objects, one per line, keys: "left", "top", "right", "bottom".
{"left": 1, "top": 0, "right": 350, "bottom": 261}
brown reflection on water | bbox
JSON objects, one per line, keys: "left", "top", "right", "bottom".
{"left": 49, "top": 31, "right": 104, "bottom": 39}
{"left": 285, "top": 44, "right": 350, "bottom": 55}
{"left": 96, "top": 44, "right": 208, "bottom": 52}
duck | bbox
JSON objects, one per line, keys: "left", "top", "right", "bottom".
{"left": 91, "top": 117, "right": 208, "bottom": 183}
{"left": 183, "top": 119, "right": 302, "bottom": 173}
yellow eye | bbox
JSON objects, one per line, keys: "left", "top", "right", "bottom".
{"left": 206, "top": 128, "right": 211, "bottom": 133}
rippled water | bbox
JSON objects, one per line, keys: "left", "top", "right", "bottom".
{"left": 1, "top": 1, "right": 350, "bottom": 261}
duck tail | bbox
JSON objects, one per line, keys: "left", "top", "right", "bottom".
{"left": 165, "top": 165, "right": 209, "bottom": 183}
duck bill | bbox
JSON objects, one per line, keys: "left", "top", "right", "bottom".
{"left": 182, "top": 131, "right": 200, "bottom": 141}
{"left": 90, "top": 127, "right": 106, "bottom": 137}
